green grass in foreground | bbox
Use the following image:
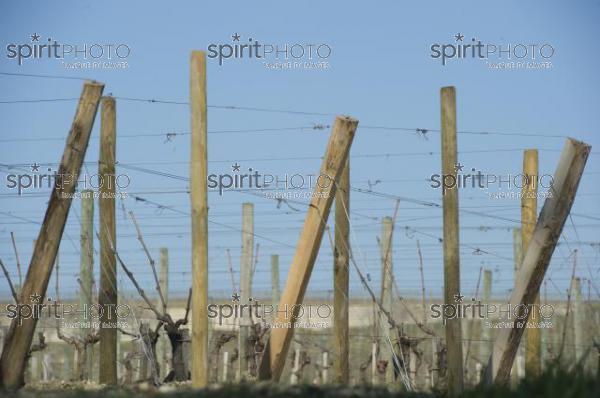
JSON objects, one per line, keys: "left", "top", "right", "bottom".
{"left": 4, "top": 368, "right": 600, "bottom": 397}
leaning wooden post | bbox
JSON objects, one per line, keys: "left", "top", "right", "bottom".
{"left": 258, "top": 116, "right": 358, "bottom": 381}
{"left": 333, "top": 159, "right": 350, "bottom": 384}
{"left": 80, "top": 189, "right": 94, "bottom": 380}
{"left": 239, "top": 202, "right": 254, "bottom": 380}
{"left": 0, "top": 81, "right": 103, "bottom": 390}
{"left": 379, "top": 216, "right": 394, "bottom": 384}
{"left": 572, "top": 277, "right": 584, "bottom": 363}
{"left": 485, "top": 138, "right": 591, "bottom": 384}
{"left": 440, "top": 86, "right": 464, "bottom": 395}
{"left": 156, "top": 248, "right": 169, "bottom": 378}
{"left": 522, "top": 149, "right": 540, "bottom": 378}
{"left": 98, "top": 96, "right": 118, "bottom": 385}
{"left": 190, "top": 50, "right": 209, "bottom": 387}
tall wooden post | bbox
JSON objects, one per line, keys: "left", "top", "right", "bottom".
{"left": 511, "top": 228, "right": 523, "bottom": 386}
{"left": 440, "top": 86, "right": 464, "bottom": 395}
{"left": 80, "top": 189, "right": 94, "bottom": 379}
{"left": 485, "top": 138, "right": 590, "bottom": 384}
{"left": 333, "top": 159, "right": 350, "bottom": 384}
{"left": 258, "top": 116, "right": 358, "bottom": 381}
{"left": 573, "top": 277, "right": 584, "bottom": 363}
{"left": 379, "top": 216, "right": 394, "bottom": 384}
{"left": 156, "top": 248, "right": 169, "bottom": 377}
{"left": 0, "top": 81, "right": 103, "bottom": 389}
{"left": 239, "top": 202, "right": 254, "bottom": 379}
{"left": 480, "top": 270, "right": 492, "bottom": 371}
{"left": 99, "top": 96, "right": 117, "bottom": 385}
{"left": 522, "top": 149, "right": 540, "bottom": 377}
{"left": 271, "top": 255, "right": 280, "bottom": 305}
{"left": 190, "top": 50, "right": 209, "bottom": 387}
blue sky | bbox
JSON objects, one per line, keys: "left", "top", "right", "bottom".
{"left": 0, "top": 1, "right": 599, "bottom": 303}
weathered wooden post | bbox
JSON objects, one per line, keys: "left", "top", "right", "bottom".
{"left": 258, "top": 116, "right": 358, "bottom": 381}
{"left": 271, "top": 255, "right": 280, "bottom": 305}
{"left": 156, "top": 248, "right": 169, "bottom": 378}
{"left": 0, "top": 81, "right": 104, "bottom": 389}
{"left": 440, "top": 86, "right": 464, "bottom": 395}
{"left": 485, "top": 138, "right": 591, "bottom": 384}
{"left": 573, "top": 277, "right": 584, "bottom": 364}
{"left": 511, "top": 228, "right": 523, "bottom": 386}
{"left": 522, "top": 149, "right": 541, "bottom": 378}
{"left": 80, "top": 189, "right": 94, "bottom": 380}
{"left": 322, "top": 351, "right": 329, "bottom": 383}
{"left": 480, "top": 270, "right": 492, "bottom": 372}
{"left": 333, "top": 159, "right": 350, "bottom": 384}
{"left": 239, "top": 202, "right": 254, "bottom": 379}
{"left": 379, "top": 216, "right": 394, "bottom": 384}
{"left": 190, "top": 50, "right": 209, "bottom": 388}
{"left": 99, "top": 96, "right": 118, "bottom": 385}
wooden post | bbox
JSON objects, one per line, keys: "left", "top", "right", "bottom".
{"left": 440, "top": 86, "right": 464, "bottom": 395}
{"left": 480, "top": 270, "right": 492, "bottom": 372}
{"left": 271, "top": 254, "right": 280, "bottom": 305}
{"left": 258, "top": 116, "right": 358, "bottom": 381}
{"left": 512, "top": 228, "right": 522, "bottom": 273}
{"left": 485, "top": 138, "right": 591, "bottom": 384}
{"left": 522, "top": 149, "right": 540, "bottom": 378}
{"left": 371, "top": 342, "right": 377, "bottom": 384}
{"left": 333, "top": 159, "right": 350, "bottom": 384}
{"left": 379, "top": 216, "right": 394, "bottom": 384}
{"left": 156, "top": 248, "right": 169, "bottom": 378}
{"left": 511, "top": 228, "right": 523, "bottom": 386}
{"left": 239, "top": 202, "right": 254, "bottom": 379}
{"left": 222, "top": 351, "right": 229, "bottom": 382}
{"left": 0, "top": 81, "right": 103, "bottom": 389}
{"left": 190, "top": 50, "right": 209, "bottom": 388}
{"left": 80, "top": 189, "right": 94, "bottom": 380}
{"left": 322, "top": 351, "right": 329, "bottom": 383}
{"left": 573, "top": 277, "right": 584, "bottom": 363}
{"left": 98, "top": 96, "right": 118, "bottom": 385}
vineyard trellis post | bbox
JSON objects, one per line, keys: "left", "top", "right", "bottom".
{"left": 480, "top": 270, "right": 492, "bottom": 373}
{"left": 271, "top": 255, "right": 280, "bottom": 305}
{"left": 573, "top": 277, "right": 584, "bottom": 364}
{"left": 239, "top": 202, "right": 254, "bottom": 380}
{"left": 258, "top": 115, "right": 358, "bottom": 381}
{"left": 522, "top": 149, "right": 540, "bottom": 378}
{"left": 190, "top": 50, "right": 209, "bottom": 388}
{"left": 379, "top": 216, "right": 394, "bottom": 384}
{"left": 80, "top": 189, "right": 95, "bottom": 380}
{"left": 157, "top": 247, "right": 170, "bottom": 378}
{"left": 333, "top": 159, "right": 350, "bottom": 384}
{"left": 0, "top": 81, "right": 104, "bottom": 390}
{"left": 99, "top": 95, "right": 118, "bottom": 385}
{"left": 484, "top": 137, "right": 591, "bottom": 384}
{"left": 440, "top": 86, "right": 464, "bottom": 396}
{"left": 511, "top": 227, "right": 523, "bottom": 385}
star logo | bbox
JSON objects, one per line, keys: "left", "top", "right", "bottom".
{"left": 30, "top": 163, "right": 40, "bottom": 172}
{"left": 232, "top": 33, "right": 241, "bottom": 42}
{"left": 454, "top": 33, "right": 464, "bottom": 42}
{"left": 454, "top": 294, "right": 464, "bottom": 303}
{"left": 454, "top": 162, "right": 464, "bottom": 172}
{"left": 30, "top": 293, "right": 42, "bottom": 303}
{"left": 231, "top": 162, "right": 241, "bottom": 172}
{"left": 231, "top": 292, "right": 240, "bottom": 302}
{"left": 30, "top": 33, "right": 40, "bottom": 42}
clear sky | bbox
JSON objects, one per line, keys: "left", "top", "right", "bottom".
{"left": 0, "top": 1, "right": 599, "bottom": 303}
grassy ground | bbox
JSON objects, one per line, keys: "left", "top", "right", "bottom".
{"left": 2, "top": 368, "right": 599, "bottom": 398}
